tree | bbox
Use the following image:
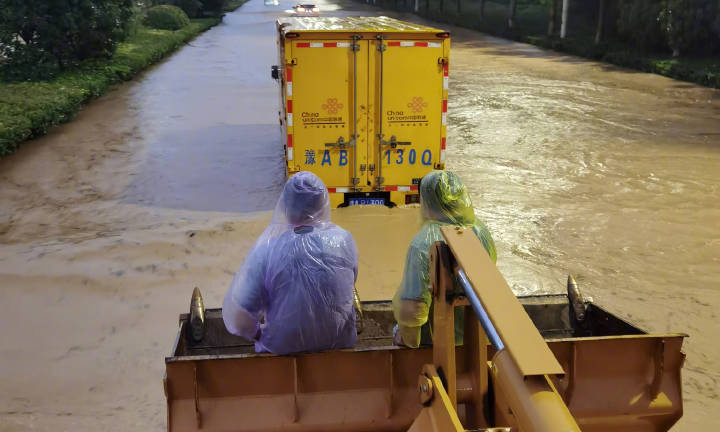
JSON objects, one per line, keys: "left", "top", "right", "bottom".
{"left": 548, "top": 0, "right": 558, "bottom": 35}
{"left": 595, "top": 0, "right": 606, "bottom": 44}
{"left": 198, "top": 0, "right": 226, "bottom": 16}
{"left": 165, "top": 0, "right": 203, "bottom": 17}
{"left": 479, "top": 0, "right": 485, "bottom": 20}
{"left": 616, "top": 0, "right": 664, "bottom": 51}
{"left": 508, "top": 0, "right": 518, "bottom": 29}
{"left": 0, "top": 0, "right": 136, "bottom": 81}
{"left": 560, "top": 0, "right": 569, "bottom": 38}
{"left": 659, "top": 0, "right": 720, "bottom": 57}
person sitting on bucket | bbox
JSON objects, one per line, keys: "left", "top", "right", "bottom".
{"left": 222, "top": 172, "right": 359, "bottom": 354}
{"left": 393, "top": 170, "right": 497, "bottom": 348}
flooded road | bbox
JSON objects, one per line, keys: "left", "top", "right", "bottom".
{"left": 1, "top": 0, "right": 719, "bottom": 430}
{"left": 125, "top": 6, "right": 286, "bottom": 212}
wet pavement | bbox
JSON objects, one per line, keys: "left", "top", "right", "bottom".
{"left": 1, "top": 0, "right": 719, "bottom": 430}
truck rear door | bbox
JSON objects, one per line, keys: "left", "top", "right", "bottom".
{"left": 289, "top": 40, "right": 369, "bottom": 190}
{"left": 372, "top": 40, "right": 446, "bottom": 189}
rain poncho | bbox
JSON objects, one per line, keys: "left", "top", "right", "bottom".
{"left": 222, "top": 172, "right": 358, "bottom": 355}
{"left": 393, "top": 171, "right": 497, "bottom": 348}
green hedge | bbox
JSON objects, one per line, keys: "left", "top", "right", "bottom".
{"left": 145, "top": 5, "right": 191, "bottom": 30}
{"left": 0, "top": 19, "right": 219, "bottom": 157}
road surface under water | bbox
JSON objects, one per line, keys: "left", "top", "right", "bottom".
{"left": 0, "top": 0, "right": 718, "bottom": 430}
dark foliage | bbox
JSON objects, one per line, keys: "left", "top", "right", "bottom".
{"left": 0, "top": 0, "right": 136, "bottom": 81}
{"left": 161, "top": 0, "right": 204, "bottom": 17}
{"left": 658, "top": 0, "right": 720, "bottom": 56}
{"left": 369, "top": 0, "right": 720, "bottom": 88}
{"left": 199, "top": 0, "right": 228, "bottom": 16}
{"left": 616, "top": 0, "right": 666, "bottom": 51}
{"left": 144, "top": 5, "right": 191, "bottom": 30}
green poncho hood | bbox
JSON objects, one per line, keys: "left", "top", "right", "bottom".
{"left": 420, "top": 170, "right": 476, "bottom": 226}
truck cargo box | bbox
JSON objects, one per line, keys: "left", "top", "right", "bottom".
{"left": 274, "top": 17, "right": 450, "bottom": 207}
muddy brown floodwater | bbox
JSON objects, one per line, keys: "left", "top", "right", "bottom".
{"left": 1, "top": 0, "right": 718, "bottom": 430}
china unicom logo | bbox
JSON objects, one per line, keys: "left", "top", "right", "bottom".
{"left": 407, "top": 97, "right": 428, "bottom": 113}
{"left": 322, "top": 98, "right": 344, "bottom": 114}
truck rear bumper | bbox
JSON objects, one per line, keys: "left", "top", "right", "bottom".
{"left": 328, "top": 190, "right": 419, "bottom": 208}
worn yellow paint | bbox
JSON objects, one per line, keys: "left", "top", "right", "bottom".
{"left": 440, "top": 226, "right": 565, "bottom": 376}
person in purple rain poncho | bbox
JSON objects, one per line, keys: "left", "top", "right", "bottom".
{"left": 222, "top": 172, "right": 358, "bottom": 354}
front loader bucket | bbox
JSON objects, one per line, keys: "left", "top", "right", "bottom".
{"left": 164, "top": 299, "right": 685, "bottom": 432}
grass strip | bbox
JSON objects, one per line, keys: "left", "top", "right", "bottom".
{"left": 0, "top": 18, "right": 219, "bottom": 157}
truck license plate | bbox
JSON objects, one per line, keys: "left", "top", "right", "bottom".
{"left": 348, "top": 198, "right": 385, "bottom": 206}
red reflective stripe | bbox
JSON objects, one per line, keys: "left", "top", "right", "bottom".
{"left": 442, "top": 100, "right": 448, "bottom": 112}
{"left": 410, "top": 185, "right": 418, "bottom": 191}
{"left": 414, "top": 42, "right": 428, "bottom": 47}
{"left": 287, "top": 100, "right": 293, "bottom": 113}
{"left": 387, "top": 41, "right": 401, "bottom": 47}
{"left": 296, "top": 42, "right": 310, "bottom": 47}
{"left": 443, "top": 63, "right": 449, "bottom": 76}
{"left": 327, "top": 188, "right": 336, "bottom": 193}
{"left": 385, "top": 186, "right": 398, "bottom": 191}
{"left": 286, "top": 68, "right": 292, "bottom": 82}
{"left": 287, "top": 134, "right": 293, "bottom": 147}
{"left": 441, "top": 137, "right": 446, "bottom": 150}
{"left": 323, "top": 42, "right": 337, "bottom": 47}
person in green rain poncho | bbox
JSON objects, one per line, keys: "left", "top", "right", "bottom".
{"left": 392, "top": 170, "right": 497, "bottom": 348}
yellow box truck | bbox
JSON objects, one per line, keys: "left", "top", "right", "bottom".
{"left": 273, "top": 16, "right": 450, "bottom": 207}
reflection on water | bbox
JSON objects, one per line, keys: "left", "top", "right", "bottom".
{"left": 125, "top": 124, "right": 284, "bottom": 212}
{"left": 123, "top": 4, "right": 288, "bottom": 212}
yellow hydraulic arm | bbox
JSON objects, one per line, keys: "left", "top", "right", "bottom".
{"left": 408, "top": 226, "right": 581, "bottom": 432}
